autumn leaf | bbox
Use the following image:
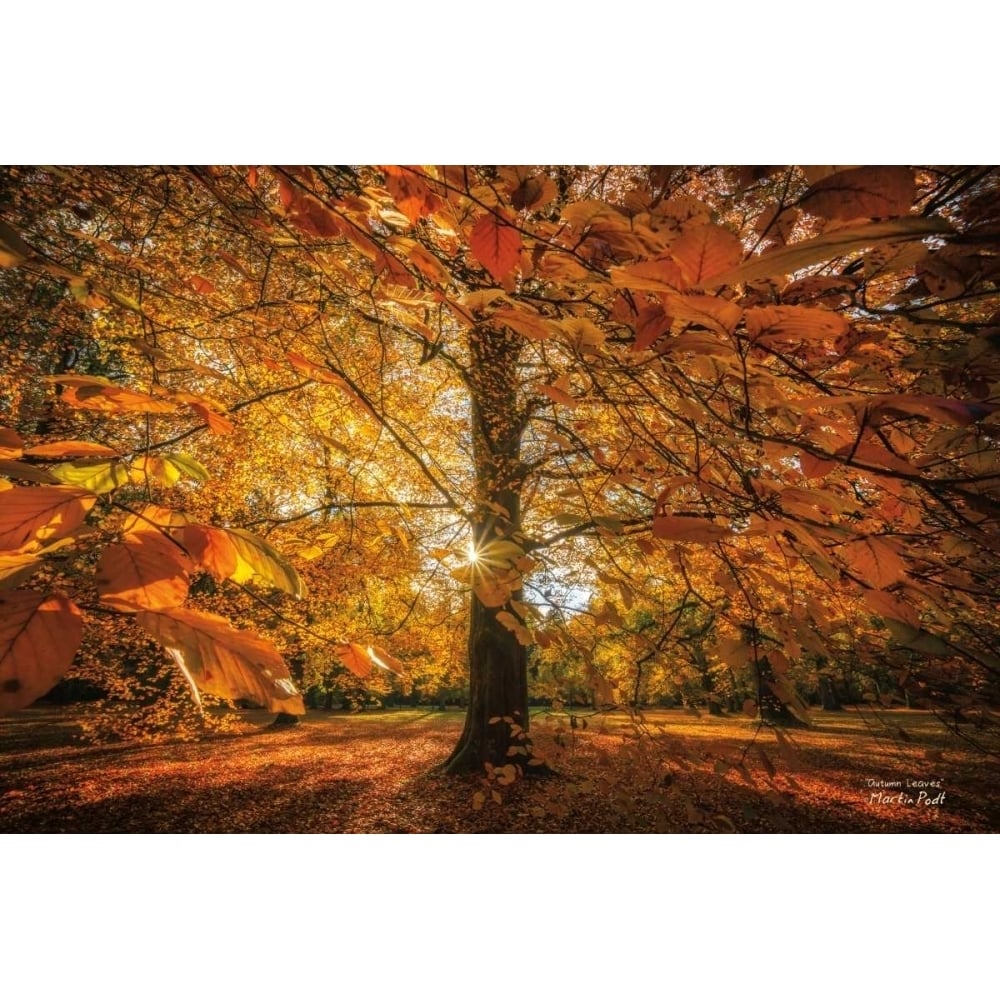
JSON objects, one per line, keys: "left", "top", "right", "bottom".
{"left": 96, "top": 533, "right": 192, "bottom": 612}
{"left": 843, "top": 537, "right": 906, "bottom": 589}
{"left": 382, "top": 166, "right": 441, "bottom": 224}
{"left": 538, "top": 374, "right": 577, "bottom": 408}
{"left": 223, "top": 527, "right": 307, "bottom": 598}
{"left": 0, "top": 461, "right": 60, "bottom": 485}
{"left": 800, "top": 166, "right": 915, "bottom": 221}
{"left": 188, "top": 274, "right": 216, "bottom": 295}
{"left": 0, "top": 591, "right": 83, "bottom": 713}
{"left": 669, "top": 223, "right": 744, "bottom": 287}
{"left": 189, "top": 402, "right": 235, "bottom": 435}
{"left": 180, "top": 524, "right": 239, "bottom": 581}
{"left": 864, "top": 589, "right": 920, "bottom": 628}
{"left": 336, "top": 642, "right": 374, "bottom": 679}
{"left": 23, "top": 440, "right": 118, "bottom": 459}
{"left": 121, "top": 504, "right": 190, "bottom": 536}
{"left": 0, "top": 427, "right": 24, "bottom": 459}
{"left": 744, "top": 305, "right": 850, "bottom": 343}
{"left": 703, "top": 216, "right": 951, "bottom": 288}
{"left": 48, "top": 375, "right": 178, "bottom": 414}
{"left": 496, "top": 610, "right": 533, "bottom": 646}
{"left": 469, "top": 212, "right": 522, "bottom": 282}
{"left": 137, "top": 607, "right": 304, "bottom": 714}
{"left": 652, "top": 515, "right": 730, "bottom": 544}
{"left": 51, "top": 458, "right": 130, "bottom": 495}
{"left": 0, "top": 486, "right": 95, "bottom": 550}
{"left": 369, "top": 645, "right": 405, "bottom": 675}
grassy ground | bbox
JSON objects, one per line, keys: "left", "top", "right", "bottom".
{"left": 0, "top": 705, "right": 996, "bottom": 833}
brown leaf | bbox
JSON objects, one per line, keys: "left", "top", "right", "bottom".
{"left": 801, "top": 166, "right": 915, "bottom": 221}
{"left": 652, "top": 515, "right": 730, "bottom": 544}
{"left": 0, "top": 591, "right": 82, "bottom": 712}
{"left": 0, "top": 428, "right": 24, "bottom": 460}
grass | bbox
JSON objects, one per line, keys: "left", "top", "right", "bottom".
{"left": 0, "top": 704, "right": 996, "bottom": 833}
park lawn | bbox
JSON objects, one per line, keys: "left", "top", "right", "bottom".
{"left": 0, "top": 706, "right": 995, "bottom": 833}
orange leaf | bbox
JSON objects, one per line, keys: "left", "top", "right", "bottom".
{"left": 632, "top": 304, "right": 673, "bottom": 352}
{"left": 50, "top": 376, "right": 178, "bottom": 414}
{"left": 336, "top": 642, "right": 374, "bottom": 679}
{"left": 137, "top": 607, "right": 304, "bottom": 714}
{"left": 609, "top": 256, "right": 686, "bottom": 293}
{"left": 843, "top": 537, "right": 906, "bottom": 589}
{"left": 0, "top": 591, "right": 83, "bottom": 712}
{"left": 181, "top": 524, "right": 239, "bottom": 581}
{"left": 382, "top": 166, "right": 441, "bottom": 224}
{"left": 744, "top": 305, "right": 850, "bottom": 343}
{"left": 469, "top": 212, "right": 522, "bottom": 282}
{"left": 0, "top": 427, "right": 24, "bottom": 460}
{"left": 121, "top": 504, "right": 190, "bottom": 537}
{"left": 538, "top": 376, "right": 577, "bottom": 408}
{"left": 189, "top": 274, "right": 216, "bottom": 295}
{"left": 0, "top": 486, "right": 95, "bottom": 551}
{"left": 864, "top": 589, "right": 920, "bottom": 628}
{"left": 23, "top": 440, "right": 118, "bottom": 459}
{"left": 669, "top": 224, "right": 744, "bottom": 287}
{"left": 96, "top": 533, "right": 191, "bottom": 612}
{"left": 188, "top": 402, "right": 235, "bottom": 435}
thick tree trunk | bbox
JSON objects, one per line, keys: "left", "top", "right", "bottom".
{"left": 444, "top": 590, "right": 529, "bottom": 773}
{"left": 444, "top": 326, "right": 536, "bottom": 774}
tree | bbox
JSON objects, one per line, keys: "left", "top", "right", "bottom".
{"left": 1, "top": 165, "right": 999, "bottom": 770}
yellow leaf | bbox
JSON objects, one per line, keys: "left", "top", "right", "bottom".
{"left": 222, "top": 527, "right": 307, "bottom": 598}
{"left": 138, "top": 607, "right": 304, "bottom": 714}
{"left": 51, "top": 459, "right": 130, "bottom": 495}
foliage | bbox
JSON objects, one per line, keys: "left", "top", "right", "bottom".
{"left": 2, "top": 166, "right": 1000, "bottom": 759}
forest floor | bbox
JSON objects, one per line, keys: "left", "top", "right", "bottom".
{"left": 1, "top": 706, "right": 996, "bottom": 833}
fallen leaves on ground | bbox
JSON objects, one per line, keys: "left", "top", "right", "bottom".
{"left": 0, "top": 707, "right": 995, "bottom": 833}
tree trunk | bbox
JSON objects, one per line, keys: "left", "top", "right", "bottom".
{"left": 818, "top": 675, "right": 842, "bottom": 711}
{"left": 444, "top": 590, "right": 529, "bottom": 773}
{"left": 444, "top": 326, "right": 535, "bottom": 774}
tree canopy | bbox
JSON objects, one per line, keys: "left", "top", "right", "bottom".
{"left": 2, "top": 165, "right": 999, "bottom": 764}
